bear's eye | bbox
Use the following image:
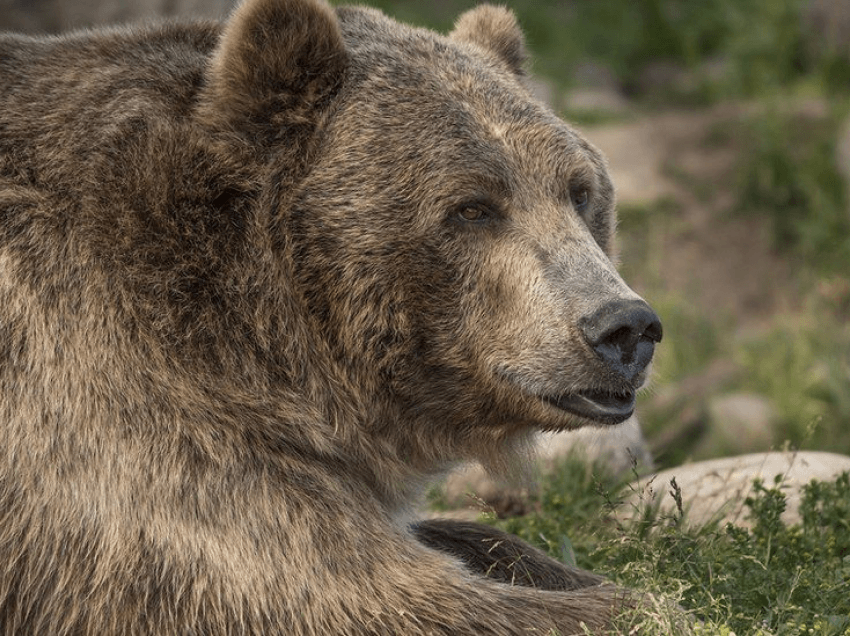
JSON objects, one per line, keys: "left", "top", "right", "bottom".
{"left": 570, "top": 187, "right": 590, "bottom": 214}
{"left": 455, "top": 203, "right": 491, "bottom": 224}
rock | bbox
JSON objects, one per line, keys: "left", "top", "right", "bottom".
{"left": 621, "top": 451, "right": 850, "bottom": 528}
{"left": 633, "top": 60, "right": 690, "bottom": 96}
{"left": 564, "top": 88, "right": 630, "bottom": 116}
{"left": 538, "top": 414, "right": 654, "bottom": 475}
{"left": 643, "top": 359, "right": 740, "bottom": 460}
{"left": 527, "top": 77, "right": 557, "bottom": 110}
{"left": 584, "top": 111, "right": 692, "bottom": 205}
{"left": 572, "top": 60, "right": 621, "bottom": 91}
{"left": 699, "top": 392, "right": 777, "bottom": 456}
{"left": 565, "top": 60, "right": 629, "bottom": 116}
{"left": 440, "top": 463, "right": 529, "bottom": 519}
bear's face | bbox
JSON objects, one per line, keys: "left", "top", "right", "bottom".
{"left": 284, "top": 7, "right": 661, "bottom": 437}
{"left": 201, "top": 0, "right": 661, "bottom": 447}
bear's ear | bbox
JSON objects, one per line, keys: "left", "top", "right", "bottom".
{"left": 199, "top": 0, "right": 347, "bottom": 146}
{"left": 450, "top": 5, "right": 527, "bottom": 77}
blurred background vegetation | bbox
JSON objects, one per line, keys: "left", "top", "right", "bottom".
{"left": 344, "top": 0, "right": 850, "bottom": 468}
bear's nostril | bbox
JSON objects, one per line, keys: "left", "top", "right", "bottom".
{"left": 642, "top": 319, "right": 663, "bottom": 345}
{"left": 604, "top": 326, "right": 640, "bottom": 363}
{"left": 579, "top": 299, "right": 662, "bottom": 382}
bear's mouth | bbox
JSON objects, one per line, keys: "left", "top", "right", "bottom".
{"left": 544, "top": 389, "right": 636, "bottom": 425}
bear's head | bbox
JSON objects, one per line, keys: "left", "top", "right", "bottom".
{"left": 200, "top": 0, "right": 662, "bottom": 462}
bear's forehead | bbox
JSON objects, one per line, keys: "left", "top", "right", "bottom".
{"left": 336, "top": 6, "right": 537, "bottom": 119}
{"left": 335, "top": 7, "right": 598, "bottom": 176}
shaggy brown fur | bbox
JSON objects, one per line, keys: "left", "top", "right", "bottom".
{"left": 0, "top": 0, "right": 661, "bottom": 633}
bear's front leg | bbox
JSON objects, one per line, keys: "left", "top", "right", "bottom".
{"left": 412, "top": 518, "right": 606, "bottom": 591}
{"left": 300, "top": 519, "right": 633, "bottom": 635}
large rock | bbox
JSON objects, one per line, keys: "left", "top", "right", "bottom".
{"left": 698, "top": 392, "right": 777, "bottom": 457}
{"left": 623, "top": 451, "right": 850, "bottom": 528}
{"left": 538, "top": 415, "right": 654, "bottom": 475}
{"left": 564, "top": 60, "right": 630, "bottom": 117}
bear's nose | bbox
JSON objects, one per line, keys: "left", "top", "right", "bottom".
{"left": 578, "top": 299, "right": 663, "bottom": 384}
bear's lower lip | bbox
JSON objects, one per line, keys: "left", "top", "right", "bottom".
{"left": 545, "top": 389, "right": 635, "bottom": 425}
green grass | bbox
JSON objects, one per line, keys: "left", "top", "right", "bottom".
{"left": 486, "top": 456, "right": 850, "bottom": 635}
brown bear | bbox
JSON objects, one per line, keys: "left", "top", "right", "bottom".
{"left": 0, "top": 0, "right": 662, "bottom": 633}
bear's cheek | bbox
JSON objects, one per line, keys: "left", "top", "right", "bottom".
{"left": 454, "top": 246, "right": 584, "bottom": 379}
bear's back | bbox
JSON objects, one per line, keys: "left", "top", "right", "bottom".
{"left": 0, "top": 23, "right": 220, "bottom": 185}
